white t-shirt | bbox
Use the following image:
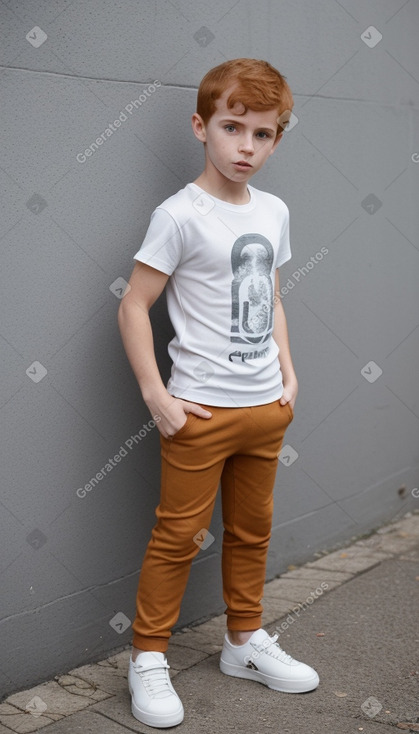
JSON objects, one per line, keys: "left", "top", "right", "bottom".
{"left": 133, "top": 182, "right": 291, "bottom": 407}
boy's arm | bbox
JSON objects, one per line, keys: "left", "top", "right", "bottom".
{"left": 273, "top": 269, "right": 298, "bottom": 410}
{"left": 118, "top": 262, "right": 212, "bottom": 438}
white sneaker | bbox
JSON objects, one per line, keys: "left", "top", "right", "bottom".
{"left": 220, "top": 629, "right": 319, "bottom": 693}
{"left": 128, "top": 651, "right": 184, "bottom": 727}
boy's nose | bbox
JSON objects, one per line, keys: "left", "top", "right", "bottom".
{"left": 238, "top": 135, "right": 254, "bottom": 154}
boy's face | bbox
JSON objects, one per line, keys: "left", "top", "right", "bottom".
{"left": 192, "top": 86, "right": 284, "bottom": 185}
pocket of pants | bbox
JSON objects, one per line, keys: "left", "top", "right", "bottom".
{"left": 279, "top": 400, "right": 294, "bottom": 422}
{"left": 169, "top": 413, "right": 197, "bottom": 440}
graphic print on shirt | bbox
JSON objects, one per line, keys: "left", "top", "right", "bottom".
{"left": 229, "top": 233, "right": 275, "bottom": 363}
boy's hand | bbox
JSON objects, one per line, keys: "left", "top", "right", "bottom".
{"left": 147, "top": 393, "right": 212, "bottom": 439}
{"left": 279, "top": 380, "right": 298, "bottom": 412}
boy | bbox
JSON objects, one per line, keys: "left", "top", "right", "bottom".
{"left": 118, "top": 58, "right": 319, "bottom": 729}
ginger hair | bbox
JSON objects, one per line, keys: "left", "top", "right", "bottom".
{"left": 196, "top": 58, "right": 294, "bottom": 138}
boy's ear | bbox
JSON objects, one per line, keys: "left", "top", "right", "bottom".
{"left": 269, "top": 132, "right": 283, "bottom": 155}
{"left": 191, "top": 113, "right": 207, "bottom": 143}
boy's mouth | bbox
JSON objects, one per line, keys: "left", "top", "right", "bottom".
{"left": 234, "top": 160, "right": 252, "bottom": 169}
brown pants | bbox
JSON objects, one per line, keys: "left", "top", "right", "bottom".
{"left": 132, "top": 399, "right": 293, "bottom": 652}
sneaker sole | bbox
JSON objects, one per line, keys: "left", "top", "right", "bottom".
{"left": 129, "top": 684, "right": 184, "bottom": 727}
{"left": 219, "top": 658, "right": 319, "bottom": 693}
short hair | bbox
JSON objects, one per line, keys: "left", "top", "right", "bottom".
{"left": 196, "top": 58, "right": 293, "bottom": 138}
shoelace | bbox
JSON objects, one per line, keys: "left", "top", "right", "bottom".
{"left": 134, "top": 659, "right": 174, "bottom": 699}
{"left": 254, "top": 633, "right": 296, "bottom": 664}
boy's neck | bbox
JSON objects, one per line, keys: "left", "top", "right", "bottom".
{"left": 193, "top": 171, "right": 251, "bottom": 206}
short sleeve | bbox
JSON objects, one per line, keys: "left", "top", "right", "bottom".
{"left": 275, "top": 202, "right": 291, "bottom": 268}
{"left": 133, "top": 207, "right": 183, "bottom": 275}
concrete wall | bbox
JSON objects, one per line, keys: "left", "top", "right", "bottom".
{"left": 1, "top": 0, "right": 418, "bottom": 697}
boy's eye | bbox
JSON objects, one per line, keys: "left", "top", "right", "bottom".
{"left": 223, "top": 125, "right": 273, "bottom": 138}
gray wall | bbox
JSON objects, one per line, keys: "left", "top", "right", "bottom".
{"left": 1, "top": 0, "right": 418, "bottom": 698}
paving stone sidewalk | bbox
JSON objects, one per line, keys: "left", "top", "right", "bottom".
{"left": 1, "top": 511, "right": 418, "bottom": 734}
